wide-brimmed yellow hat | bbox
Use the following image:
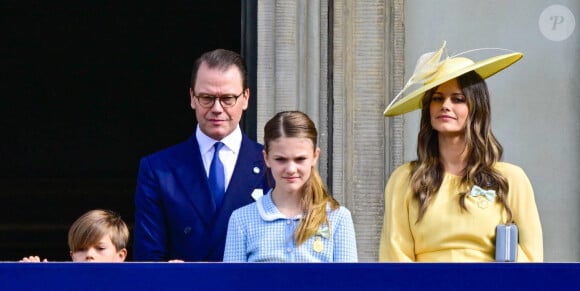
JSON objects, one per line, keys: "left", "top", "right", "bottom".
{"left": 384, "top": 42, "right": 523, "bottom": 116}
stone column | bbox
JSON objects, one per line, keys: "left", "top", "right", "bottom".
{"left": 257, "top": 0, "right": 332, "bottom": 184}
{"left": 257, "top": 0, "right": 404, "bottom": 262}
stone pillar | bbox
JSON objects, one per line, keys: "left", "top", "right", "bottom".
{"left": 332, "top": 0, "right": 404, "bottom": 261}
{"left": 257, "top": 0, "right": 404, "bottom": 262}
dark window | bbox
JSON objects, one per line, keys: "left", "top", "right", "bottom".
{"left": 0, "top": 0, "right": 244, "bottom": 261}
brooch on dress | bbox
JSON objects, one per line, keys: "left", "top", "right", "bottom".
{"left": 313, "top": 225, "right": 329, "bottom": 253}
{"left": 469, "top": 185, "right": 496, "bottom": 209}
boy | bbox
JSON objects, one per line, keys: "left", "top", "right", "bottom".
{"left": 20, "top": 209, "right": 129, "bottom": 262}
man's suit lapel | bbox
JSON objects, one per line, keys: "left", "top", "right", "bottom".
{"left": 177, "top": 135, "right": 216, "bottom": 225}
{"left": 219, "top": 134, "right": 267, "bottom": 218}
{"left": 207, "top": 135, "right": 268, "bottom": 256}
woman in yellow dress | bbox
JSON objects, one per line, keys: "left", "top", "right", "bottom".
{"left": 379, "top": 42, "right": 543, "bottom": 262}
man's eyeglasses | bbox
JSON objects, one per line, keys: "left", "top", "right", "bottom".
{"left": 194, "top": 91, "right": 244, "bottom": 108}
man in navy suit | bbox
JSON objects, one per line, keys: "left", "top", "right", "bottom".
{"left": 133, "top": 49, "right": 270, "bottom": 261}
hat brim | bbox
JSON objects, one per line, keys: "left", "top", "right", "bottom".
{"left": 384, "top": 52, "right": 523, "bottom": 116}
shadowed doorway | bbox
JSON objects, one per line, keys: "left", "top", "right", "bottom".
{"left": 0, "top": 0, "right": 252, "bottom": 261}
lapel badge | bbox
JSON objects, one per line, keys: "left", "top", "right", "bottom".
{"left": 251, "top": 189, "right": 264, "bottom": 201}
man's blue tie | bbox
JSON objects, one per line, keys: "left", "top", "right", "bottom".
{"left": 208, "top": 142, "right": 225, "bottom": 207}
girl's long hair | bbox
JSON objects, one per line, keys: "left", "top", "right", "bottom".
{"left": 410, "top": 71, "right": 512, "bottom": 222}
{"left": 264, "top": 111, "right": 339, "bottom": 246}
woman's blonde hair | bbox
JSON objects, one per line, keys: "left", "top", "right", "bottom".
{"left": 67, "top": 209, "right": 129, "bottom": 252}
{"left": 264, "top": 111, "right": 339, "bottom": 246}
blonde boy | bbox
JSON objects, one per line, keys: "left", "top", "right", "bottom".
{"left": 20, "top": 209, "right": 129, "bottom": 262}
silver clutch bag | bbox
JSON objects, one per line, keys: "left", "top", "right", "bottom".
{"left": 495, "top": 223, "right": 518, "bottom": 262}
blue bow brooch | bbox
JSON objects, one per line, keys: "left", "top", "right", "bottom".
{"left": 469, "top": 185, "right": 496, "bottom": 202}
